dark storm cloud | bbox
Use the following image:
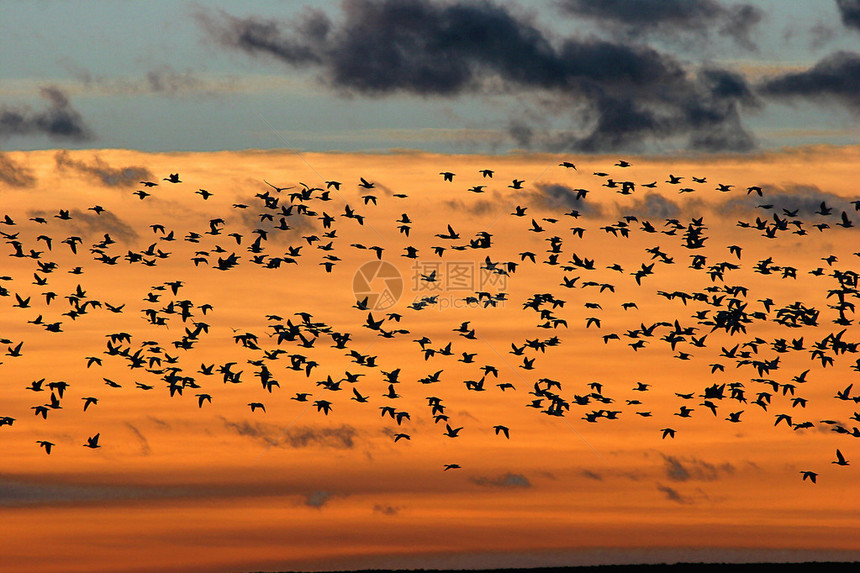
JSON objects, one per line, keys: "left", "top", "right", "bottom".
{"left": 536, "top": 66, "right": 758, "bottom": 153}
{"left": 201, "top": 0, "right": 759, "bottom": 152}
{"left": 0, "top": 86, "right": 93, "bottom": 141}
{"left": 836, "top": 0, "right": 860, "bottom": 29}
{"left": 760, "top": 51, "right": 860, "bottom": 113}
{"left": 54, "top": 151, "right": 153, "bottom": 187}
{"left": 556, "top": 0, "right": 762, "bottom": 49}
{"left": 0, "top": 153, "right": 37, "bottom": 188}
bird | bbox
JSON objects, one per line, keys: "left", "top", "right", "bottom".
{"left": 833, "top": 449, "right": 849, "bottom": 466}
{"left": 36, "top": 440, "right": 55, "bottom": 454}
{"left": 443, "top": 424, "right": 462, "bottom": 437}
{"left": 84, "top": 433, "right": 101, "bottom": 448}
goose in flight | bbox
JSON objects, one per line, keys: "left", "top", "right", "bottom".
{"left": 833, "top": 449, "right": 849, "bottom": 466}
{"left": 36, "top": 440, "right": 55, "bottom": 454}
{"left": 84, "top": 433, "right": 101, "bottom": 448}
{"left": 443, "top": 424, "right": 462, "bottom": 437}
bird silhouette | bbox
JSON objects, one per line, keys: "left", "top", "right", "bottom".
{"left": 833, "top": 449, "right": 849, "bottom": 466}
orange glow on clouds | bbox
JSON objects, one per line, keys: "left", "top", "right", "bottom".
{"left": 0, "top": 147, "right": 859, "bottom": 571}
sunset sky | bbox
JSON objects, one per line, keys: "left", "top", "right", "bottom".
{"left": 2, "top": 2, "right": 860, "bottom": 573}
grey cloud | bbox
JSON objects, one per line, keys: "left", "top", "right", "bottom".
{"left": 373, "top": 503, "right": 399, "bottom": 515}
{"left": 471, "top": 472, "right": 531, "bottom": 488}
{"left": 656, "top": 483, "right": 690, "bottom": 504}
{"left": 527, "top": 183, "right": 604, "bottom": 217}
{"left": 145, "top": 67, "right": 208, "bottom": 96}
{"left": 202, "top": 0, "right": 758, "bottom": 152}
{"left": 662, "top": 454, "right": 734, "bottom": 482}
{"left": 557, "top": 0, "right": 763, "bottom": 50}
{"left": 0, "top": 153, "right": 37, "bottom": 188}
{"left": 618, "top": 193, "right": 682, "bottom": 220}
{"left": 0, "top": 478, "right": 189, "bottom": 507}
{"left": 54, "top": 151, "right": 153, "bottom": 187}
{"left": 718, "top": 184, "right": 854, "bottom": 217}
{"left": 304, "top": 490, "right": 333, "bottom": 508}
{"left": 0, "top": 86, "right": 93, "bottom": 141}
{"left": 760, "top": 51, "right": 860, "bottom": 113}
{"left": 125, "top": 422, "right": 151, "bottom": 456}
{"left": 147, "top": 416, "right": 172, "bottom": 429}
{"left": 221, "top": 418, "right": 358, "bottom": 449}
{"left": 837, "top": 0, "right": 860, "bottom": 29}
{"left": 66, "top": 63, "right": 243, "bottom": 98}
{"left": 25, "top": 208, "right": 138, "bottom": 243}
{"left": 235, "top": 196, "right": 321, "bottom": 240}
{"left": 442, "top": 197, "right": 501, "bottom": 216}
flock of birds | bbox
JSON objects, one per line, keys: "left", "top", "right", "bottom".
{"left": 2, "top": 157, "right": 859, "bottom": 485}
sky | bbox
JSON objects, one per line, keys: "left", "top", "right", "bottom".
{"left": 4, "top": 0, "right": 860, "bottom": 154}
{"left": 2, "top": 2, "right": 860, "bottom": 573}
